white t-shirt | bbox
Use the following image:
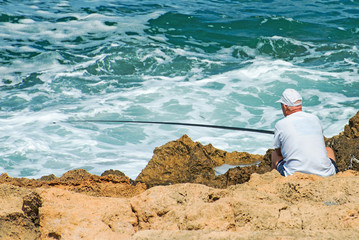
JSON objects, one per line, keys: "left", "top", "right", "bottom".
{"left": 273, "top": 111, "right": 336, "bottom": 177}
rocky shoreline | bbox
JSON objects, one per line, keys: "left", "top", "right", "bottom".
{"left": 1, "top": 112, "right": 359, "bottom": 239}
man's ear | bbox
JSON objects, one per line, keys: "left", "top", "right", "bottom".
{"left": 281, "top": 104, "right": 289, "bottom": 116}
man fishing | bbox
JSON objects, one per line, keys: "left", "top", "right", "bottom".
{"left": 271, "top": 88, "right": 338, "bottom": 177}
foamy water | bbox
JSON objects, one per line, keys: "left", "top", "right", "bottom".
{"left": 0, "top": 0, "right": 358, "bottom": 179}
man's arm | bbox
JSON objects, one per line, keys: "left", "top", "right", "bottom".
{"left": 271, "top": 148, "right": 284, "bottom": 169}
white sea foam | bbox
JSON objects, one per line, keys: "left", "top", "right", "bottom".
{"left": 0, "top": 1, "right": 358, "bottom": 180}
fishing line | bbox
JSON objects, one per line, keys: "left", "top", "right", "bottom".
{"left": 63, "top": 120, "right": 274, "bottom": 135}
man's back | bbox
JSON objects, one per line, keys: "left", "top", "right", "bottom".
{"left": 273, "top": 111, "right": 336, "bottom": 176}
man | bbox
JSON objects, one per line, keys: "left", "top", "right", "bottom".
{"left": 271, "top": 88, "right": 338, "bottom": 177}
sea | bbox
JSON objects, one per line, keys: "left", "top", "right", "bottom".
{"left": 0, "top": 0, "right": 358, "bottom": 180}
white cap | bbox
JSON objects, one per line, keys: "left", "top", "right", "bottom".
{"left": 276, "top": 88, "right": 302, "bottom": 106}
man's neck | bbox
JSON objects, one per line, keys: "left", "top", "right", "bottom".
{"left": 286, "top": 108, "right": 302, "bottom": 116}
{"left": 283, "top": 105, "right": 302, "bottom": 117}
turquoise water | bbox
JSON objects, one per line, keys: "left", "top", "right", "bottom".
{"left": 0, "top": 0, "right": 358, "bottom": 179}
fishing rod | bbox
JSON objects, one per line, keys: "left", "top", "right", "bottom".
{"left": 66, "top": 120, "right": 275, "bottom": 135}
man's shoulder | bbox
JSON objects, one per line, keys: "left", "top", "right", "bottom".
{"left": 297, "top": 111, "right": 320, "bottom": 121}
{"left": 275, "top": 111, "right": 317, "bottom": 126}
{"left": 275, "top": 116, "right": 291, "bottom": 129}
{"left": 289, "top": 111, "right": 318, "bottom": 120}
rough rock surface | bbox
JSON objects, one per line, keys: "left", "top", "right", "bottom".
{"left": 130, "top": 170, "right": 359, "bottom": 239}
{"left": 3, "top": 170, "right": 359, "bottom": 239}
{"left": 0, "top": 169, "right": 146, "bottom": 198}
{"left": 0, "top": 184, "right": 42, "bottom": 240}
{"left": 326, "top": 111, "right": 359, "bottom": 171}
{"left": 0, "top": 170, "right": 146, "bottom": 239}
{"left": 136, "top": 134, "right": 270, "bottom": 188}
{"left": 39, "top": 187, "right": 137, "bottom": 240}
